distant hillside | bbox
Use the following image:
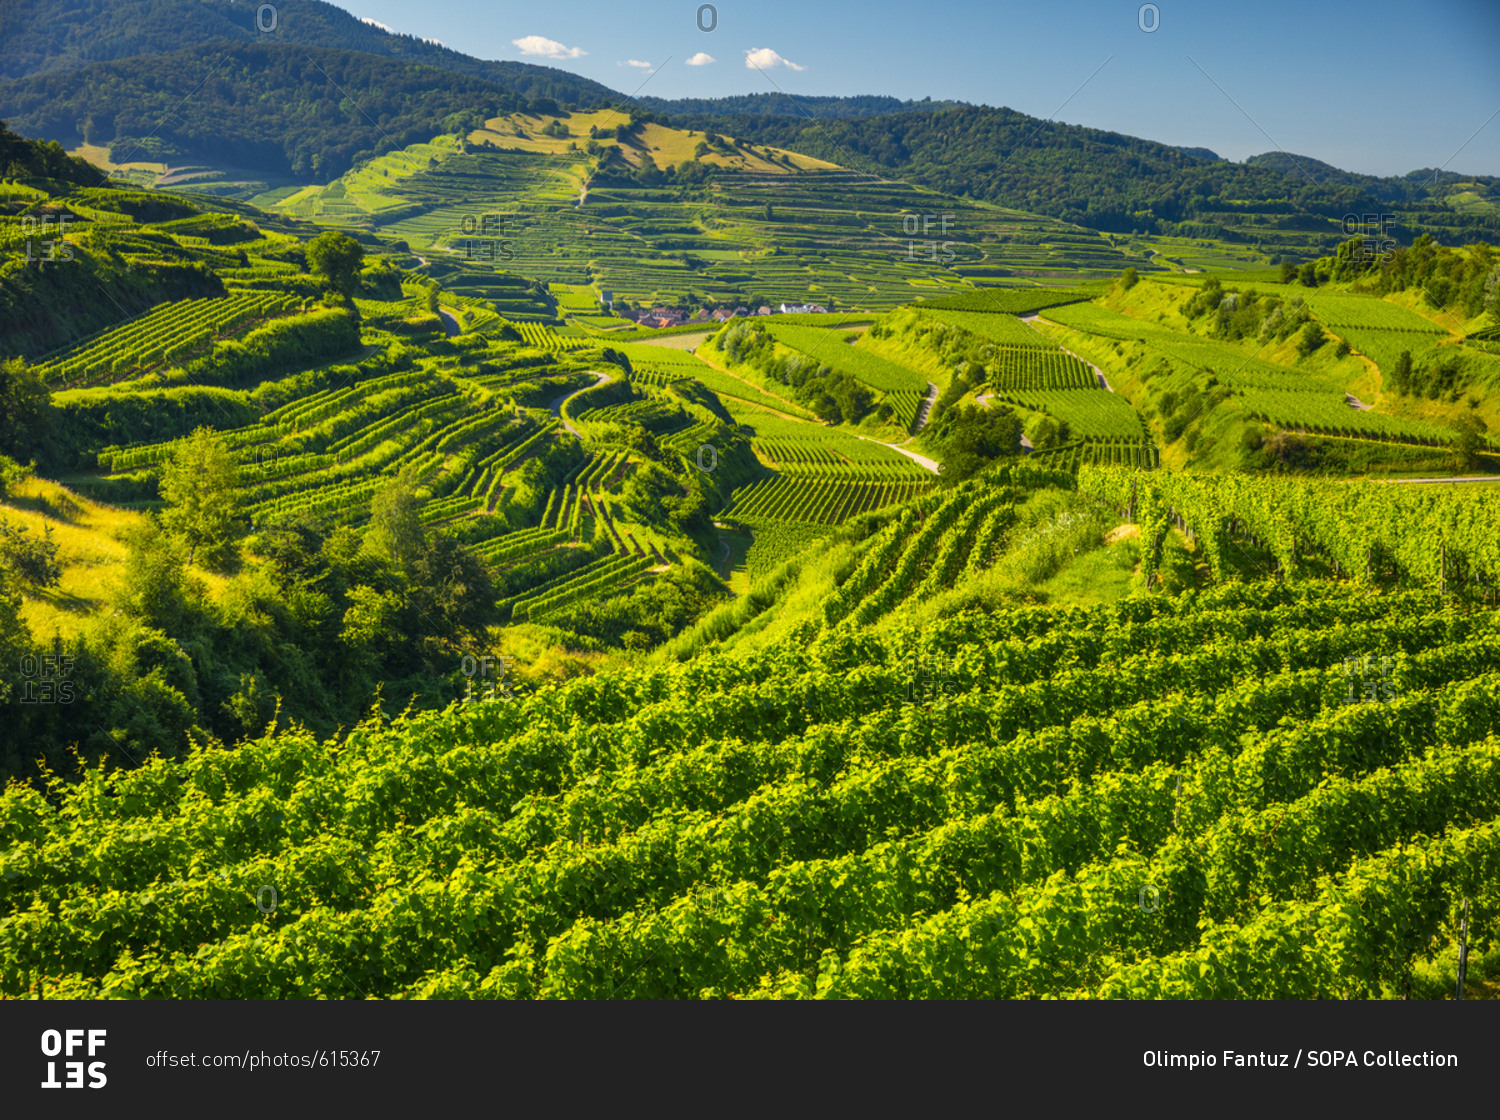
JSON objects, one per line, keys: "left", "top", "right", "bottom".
{"left": 1245, "top": 151, "right": 1500, "bottom": 203}
{"left": 660, "top": 105, "right": 1500, "bottom": 248}
{"left": 638, "top": 94, "right": 967, "bottom": 118}
{"left": 0, "top": 119, "right": 101, "bottom": 184}
{"left": 0, "top": 42, "right": 538, "bottom": 181}
{"left": 0, "top": 0, "right": 614, "bottom": 105}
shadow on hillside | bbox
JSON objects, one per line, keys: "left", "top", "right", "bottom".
{"left": 7, "top": 490, "right": 87, "bottom": 524}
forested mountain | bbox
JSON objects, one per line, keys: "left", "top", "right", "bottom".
{"left": 0, "top": 0, "right": 614, "bottom": 105}
{"left": 656, "top": 105, "right": 1500, "bottom": 243}
{"left": 1, "top": 42, "right": 534, "bottom": 180}
{"left": 3, "top": 0, "right": 1494, "bottom": 246}
{"left": 635, "top": 93, "right": 967, "bottom": 118}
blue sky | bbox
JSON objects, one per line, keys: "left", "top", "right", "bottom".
{"left": 330, "top": 0, "right": 1500, "bottom": 177}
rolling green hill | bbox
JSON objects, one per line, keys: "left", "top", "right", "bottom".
{"left": 663, "top": 107, "right": 1500, "bottom": 255}
{"left": 5, "top": 467, "right": 1500, "bottom": 999}
{"left": 4, "top": 97, "right": 1500, "bottom": 1004}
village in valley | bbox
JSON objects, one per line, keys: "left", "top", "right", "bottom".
{"left": 615, "top": 300, "right": 830, "bottom": 329}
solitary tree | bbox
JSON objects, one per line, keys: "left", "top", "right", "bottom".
{"left": 110, "top": 518, "right": 189, "bottom": 628}
{"left": 1452, "top": 414, "right": 1490, "bottom": 471}
{"left": 0, "top": 518, "right": 61, "bottom": 589}
{"left": 159, "top": 428, "right": 241, "bottom": 568}
{"left": 0, "top": 357, "right": 52, "bottom": 465}
{"left": 306, "top": 231, "right": 365, "bottom": 298}
{"left": 365, "top": 466, "right": 426, "bottom": 573}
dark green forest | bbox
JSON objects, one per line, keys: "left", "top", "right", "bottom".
{"left": 661, "top": 106, "right": 1500, "bottom": 244}
{"left": 1, "top": 43, "right": 535, "bottom": 180}
{"left": 0, "top": 0, "right": 614, "bottom": 105}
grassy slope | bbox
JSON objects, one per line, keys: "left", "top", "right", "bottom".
{"left": 1027, "top": 276, "right": 1479, "bottom": 472}
{"left": 1, "top": 478, "right": 239, "bottom": 641}
{"left": 466, "top": 112, "right": 836, "bottom": 174}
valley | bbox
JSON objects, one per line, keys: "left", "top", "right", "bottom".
{"left": 1, "top": 1, "right": 1498, "bottom": 1009}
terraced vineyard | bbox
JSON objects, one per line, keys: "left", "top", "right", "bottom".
{"left": 33, "top": 293, "right": 302, "bottom": 385}
{"left": 5, "top": 89, "right": 1500, "bottom": 1016}
{"left": 724, "top": 471, "right": 931, "bottom": 526}
{"left": 276, "top": 125, "right": 1151, "bottom": 313}
{"left": 924, "top": 308, "right": 1057, "bottom": 348}
{"left": 13, "top": 539, "right": 1500, "bottom": 998}
{"left": 1030, "top": 439, "right": 1162, "bottom": 471}
{"left": 987, "top": 346, "right": 1099, "bottom": 391}
{"left": 1037, "top": 293, "right": 1477, "bottom": 453}
{"left": 763, "top": 321, "right": 928, "bottom": 393}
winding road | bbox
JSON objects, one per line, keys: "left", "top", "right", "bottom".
{"left": 549, "top": 372, "right": 613, "bottom": 436}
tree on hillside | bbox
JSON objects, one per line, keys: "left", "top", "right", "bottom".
{"left": 110, "top": 518, "right": 190, "bottom": 630}
{"left": 1452, "top": 414, "right": 1489, "bottom": 471}
{"left": 0, "top": 454, "right": 27, "bottom": 501}
{"left": 365, "top": 466, "right": 426, "bottom": 573}
{"left": 159, "top": 428, "right": 241, "bottom": 568}
{"left": 407, "top": 535, "right": 497, "bottom": 643}
{"left": 1295, "top": 321, "right": 1326, "bottom": 357}
{"left": 306, "top": 231, "right": 365, "bottom": 298}
{"left": 0, "top": 358, "right": 53, "bottom": 465}
{"left": 0, "top": 518, "right": 60, "bottom": 590}
{"left": 927, "top": 403, "right": 1022, "bottom": 484}
{"left": 1279, "top": 257, "right": 1297, "bottom": 284}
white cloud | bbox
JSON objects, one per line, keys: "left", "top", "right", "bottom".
{"left": 361, "top": 17, "right": 439, "bottom": 45}
{"left": 620, "top": 59, "right": 654, "bottom": 69}
{"left": 745, "top": 47, "right": 804, "bottom": 72}
{"left": 513, "top": 35, "right": 587, "bottom": 60}
{"left": 685, "top": 52, "right": 716, "bottom": 66}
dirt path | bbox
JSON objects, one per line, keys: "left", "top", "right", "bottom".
{"left": 1023, "top": 315, "right": 1115, "bottom": 390}
{"left": 1345, "top": 392, "right": 1373, "bottom": 411}
{"left": 549, "top": 372, "right": 612, "bottom": 436}
{"left": 437, "top": 306, "right": 461, "bottom": 337}
{"left": 912, "top": 382, "right": 939, "bottom": 433}
{"left": 854, "top": 434, "right": 939, "bottom": 474}
{"left": 1384, "top": 475, "right": 1500, "bottom": 485}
